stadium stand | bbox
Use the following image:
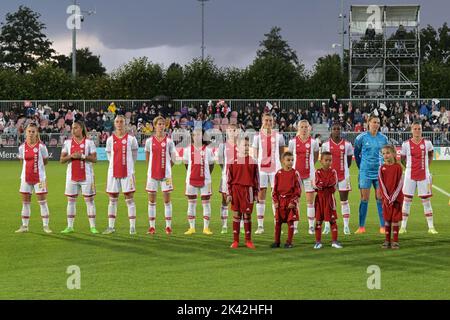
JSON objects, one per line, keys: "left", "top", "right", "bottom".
{"left": 0, "top": 98, "right": 449, "bottom": 147}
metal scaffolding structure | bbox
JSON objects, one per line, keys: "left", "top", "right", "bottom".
{"left": 349, "top": 5, "right": 421, "bottom": 98}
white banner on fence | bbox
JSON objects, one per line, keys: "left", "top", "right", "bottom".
{"left": 434, "top": 147, "right": 450, "bottom": 160}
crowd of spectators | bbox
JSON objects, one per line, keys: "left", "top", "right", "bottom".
{"left": 0, "top": 95, "right": 449, "bottom": 147}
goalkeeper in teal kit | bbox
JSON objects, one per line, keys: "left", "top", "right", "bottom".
{"left": 354, "top": 115, "right": 389, "bottom": 234}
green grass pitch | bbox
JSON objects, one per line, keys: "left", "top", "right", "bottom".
{"left": 1, "top": 161, "right": 450, "bottom": 299}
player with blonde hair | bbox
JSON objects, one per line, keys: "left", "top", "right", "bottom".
{"left": 400, "top": 121, "right": 437, "bottom": 234}
{"left": 288, "top": 119, "right": 319, "bottom": 235}
{"left": 16, "top": 123, "right": 52, "bottom": 234}
{"left": 145, "top": 116, "right": 177, "bottom": 235}
{"left": 252, "top": 113, "right": 286, "bottom": 234}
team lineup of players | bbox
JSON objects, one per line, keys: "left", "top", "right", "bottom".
{"left": 16, "top": 112, "right": 437, "bottom": 249}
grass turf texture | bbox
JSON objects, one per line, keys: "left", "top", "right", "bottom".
{"left": 1, "top": 161, "right": 450, "bottom": 299}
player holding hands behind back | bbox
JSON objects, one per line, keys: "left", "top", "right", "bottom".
{"left": 183, "top": 129, "right": 215, "bottom": 235}
{"left": 103, "top": 115, "right": 139, "bottom": 235}
{"left": 16, "top": 123, "right": 51, "bottom": 234}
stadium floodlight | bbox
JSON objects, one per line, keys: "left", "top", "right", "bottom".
{"left": 197, "top": 0, "right": 209, "bottom": 61}
{"left": 338, "top": 0, "right": 346, "bottom": 72}
{"left": 71, "top": 0, "right": 96, "bottom": 78}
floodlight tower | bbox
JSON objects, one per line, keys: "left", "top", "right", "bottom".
{"left": 338, "top": 0, "right": 347, "bottom": 73}
{"left": 71, "top": 0, "right": 96, "bottom": 78}
{"left": 198, "top": 0, "right": 209, "bottom": 61}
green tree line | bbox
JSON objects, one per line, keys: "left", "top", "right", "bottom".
{"left": 1, "top": 6, "right": 449, "bottom": 100}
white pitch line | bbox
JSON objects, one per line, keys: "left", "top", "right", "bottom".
{"left": 432, "top": 184, "right": 450, "bottom": 197}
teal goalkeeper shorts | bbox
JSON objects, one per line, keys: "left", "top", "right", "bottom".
{"left": 358, "top": 173, "right": 379, "bottom": 190}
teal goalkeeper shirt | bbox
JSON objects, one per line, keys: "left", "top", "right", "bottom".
{"left": 354, "top": 131, "right": 389, "bottom": 180}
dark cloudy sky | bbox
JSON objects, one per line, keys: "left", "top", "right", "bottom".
{"left": 1, "top": 0, "right": 449, "bottom": 71}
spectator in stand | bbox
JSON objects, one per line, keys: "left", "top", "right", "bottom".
{"left": 254, "top": 102, "right": 261, "bottom": 113}
{"left": 108, "top": 102, "right": 117, "bottom": 114}
{"left": 181, "top": 105, "right": 188, "bottom": 118}
{"left": 148, "top": 104, "right": 157, "bottom": 119}
{"left": 328, "top": 104, "right": 339, "bottom": 128}
{"left": 287, "top": 113, "right": 296, "bottom": 128}
{"left": 137, "top": 120, "right": 144, "bottom": 133}
{"left": 103, "top": 116, "right": 113, "bottom": 134}
{"left": 328, "top": 94, "right": 339, "bottom": 111}
{"left": 100, "top": 131, "right": 108, "bottom": 145}
{"left": 317, "top": 102, "right": 327, "bottom": 124}
{"left": 58, "top": 104, "right": 68, "bottom": 117}
{"left": 86, "top": 107, "right": 98, "bottom": 121}
{"left": 253, "top": 110, "right": 262, "bottom": 130}
{"left": 4, "top": 120, "right": 18, "bottom": 137}
{"left": 37, "top": 105, "right": 46, "bottom": 119}
{"left": 129, "top": 111, "right": 138, "bottom": 126}
{"left": 65, "top": 110, "right": 74, "bottom": 126}
{"left": 166, "top": 103, "right": 175, "bottom": 117}
{"left": 95, "top": 115, "right": 104, "bottom": 132}
{"left": 423, "top": 121, "right": 433, "bottom": 132}
{"left": 353, "top": 107, "right": 363, "bottom": 125}
{"left": 169, "top": 116, "right": 179, "bottom": 129}
{"left": 344, "top": 117, "right": 354, "bottom": 131}
{"left": 338, "top": 104, "right": 345, "bottom": 124}
{"left": 397, "top": 121, "right": 406, "bottom": 132}
{"left": 6, "top": 111, "right": 16, "bottom": 123}
{"left": 0, "top": 112, "right": 6, "bottom": 128}
{"left": 203, "top": 118, "right": 214, "bottom": 131}
{"left": 43, "top": 104, "right": 52, "bottom": 117}
{"left": 142, "top": 122, "right": 153, "bottom": 135}
{"left": 237, "top": 109, "right": 244, "bottom": 124}
{"left": 25, "top": 104, "right": 36, "bottom": 118}
{"left": 157, "top": 104, "right": 166, "bottom": 116}
{"left": 440, "top": 126, "right": 450, "bottom": 145}
{"left": 439, "top": 106, "right": 449, "bottom": 127}
{"left": 188, "top": 105, "right": 197, "bottom": 117}
{"left": 346, "top": 101, "right": 354, "bottom": 123}
{"left": 61, "top": 124, "right": 71, "bottom": 139}
{"left": 280, "top": 106, "right": 288, "bottom": 122}
{"left": 419, "top": 101, "right": 430, "bottom": 118}
{"left": 48, "top": 110, "right": 56, "bottom": 123}
{"left": 307, "top": 102, "right": 317, "bottom": 124}
{"left": 74, "top": 109, "right": 83, "bottom": 122}
{"left": 300, "top": 109, "right": 312, "bottom": 123}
